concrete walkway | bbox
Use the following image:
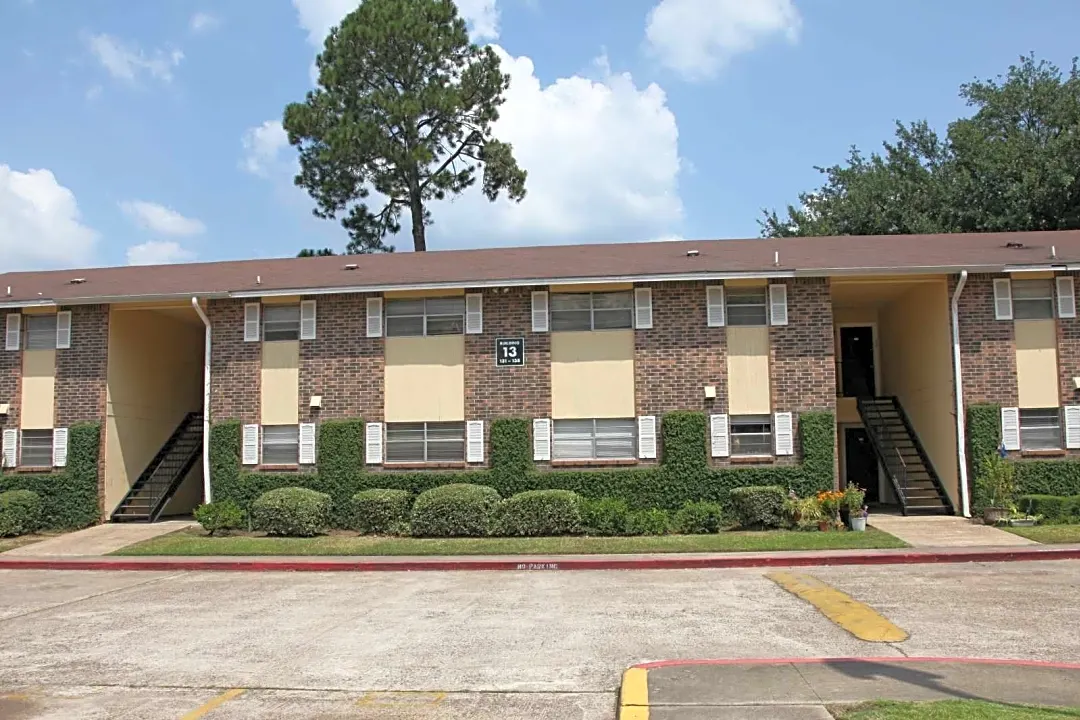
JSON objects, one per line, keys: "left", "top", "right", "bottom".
{"left": 868, "top": 514, "right": 1037, "bottom": 548}
{"left": 622, "top": 659, "right": 1080, "bottom": 718}
{"left": 1, "top": 520, "right": 194, "bottom": 557}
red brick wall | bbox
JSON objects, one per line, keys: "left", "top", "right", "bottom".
{"left": 0, "top": 313, "right": 20, "bottom": 443}
{"left": 55, "top": 305, "right": 109, "bottom": 428}
{"left": 1057, "top": 273, "right": 1080, "bottom": 408}
{"left": 953, "top": 273, "right": 1018, "bottom": 406}
{"left": 208, "top": 299, "right": 259, "bottom": 423}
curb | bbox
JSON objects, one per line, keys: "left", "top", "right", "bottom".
{"left": 1, "top": 545, "right": 1079, "bottom": 572}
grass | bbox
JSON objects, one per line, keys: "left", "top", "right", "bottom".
{"left": 831, "top": 700, "right": 1080, "bottom": 719}
{"left": 112, "top": 527, "right": 906, "bottom": 556}
{"left": 0, "top": 534, "right": 52, "bottom": 553}
{"left": 1003, "top": 525, "right": 1080, "bottom": 544}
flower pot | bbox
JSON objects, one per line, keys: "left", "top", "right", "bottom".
{"left": 850, "top": 516, "right": 867, "bottom": 532}
{"left": 818, "top": 521, "right": 831, "bottom": 532}
{"left": 983, "top": 507, "right": 1009, "bottom": 525}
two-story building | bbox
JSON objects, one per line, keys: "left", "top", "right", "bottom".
{"left": 3, "top": 229, "right": 1080, "bottom": 523}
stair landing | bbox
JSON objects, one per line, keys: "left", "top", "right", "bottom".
{"left": 869, "top": 515, "right": 1038, "bottom": 548}
{"left": 1, "top": 520, "right": 195, "bottom": 557}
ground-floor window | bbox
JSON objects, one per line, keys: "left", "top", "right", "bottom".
{"left": 385, "top": 422, "right": 466, "bottom": 463}
{"left": 1019, "top": 408, "right": 1062, "bottom": 450}
{"left": 262, "top": 425, "right": 299, "bottom": 464}
{"left": 20, "top": 429, "right": 53, "bottom": 468}
{"left": 552, "top": 419, "right": 636, "bottom": 461}
{"left": 730, "top": 415, "right": 772, "bottom": 456}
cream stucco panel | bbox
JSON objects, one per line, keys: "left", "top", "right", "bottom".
{"left": 20, "top": 349, "right": 55, "bottom": 430}
{"left": 261, "top": 340, "right": 300, "bottom": 425}
{"left": 384, "top": 335, "right": 465, "bottom": 422}
{"left": 726, "top": 327, "right": 771, "bottom": 415}
{"left": 1015, "top": 319, "right": 1060, "bottom": 409}
{"left": 551, "top": 330, "right": 635, "bottom": 419}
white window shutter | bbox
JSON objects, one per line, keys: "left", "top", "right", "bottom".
{"left": 300, "top": 300, "right": 317, "bottom": 340}
{"left": 55, "top": 311, "right": 72, "bottom": 349}
{"left": 1057, "top": 277, "right": 1076, "bottom": 319}
{"left": 52, "top": 427, "right": 69, "bottom": 467}
{"left": 1, "top": 429, "right": 16, "bottom": 469}
{"left": 465, "top": 293, "right": 483, "bottom": 334}
{"left": 1001, "top": 407, "right": 1020, "bottom": 451}
{"left": 243, "top": 303, "right": 261, "bottom": 342}
{"left": 710, "top": 414, "right": 729, "bottom": 458}
{"left": 366, "top": 298, "right": 383, "bottom": 338}
{"left": 774, "top": 412, "right": 794, "bottom": 456}
{"left": 466, "top": 420, "right": 485, "bottom": 463}
{"left": 242, "top": 424, "right": 259, "bottom": 465}
{"left": 1065, "top": 406, "right": 1080, "bottom": 449}
{"left": 634, "top": 288, "right": 653, "bottom": 330}
{"left": 365, "top": 422, "right": 383, "bottom": 464}
{"left": 706, "top": 286, "right": 725, "bottom": 327}
{"left": 637, "top": 415, "right": 657, "bottom": 459}
{"left": 993, "top": 279, "right": 1013, "bottom": 321}
{"left": 5, "top": 314, "right": 20, "bottom": 351}
{"left": 299, "top": 423, "right": 316, "bottom": 464}
{"left": 533, "top": 418, "right": 551, "bottom": 461}
{"left": 531, "top": 291, "right": 549, "bottom": 333}
{"left": 769, "top": 284, "right": 789, "bottom": 326}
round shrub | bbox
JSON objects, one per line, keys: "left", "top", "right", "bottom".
{"left": 251, "top": 487, "right": 330, "bottom": 537}
{"left": 410, "top": 483, "right": 501, "bottom": 537}
{"left": 626, "top": 508, "right": 670, "bottom": 536}
{"left": 729, "top": 485, "right": 787, "bottom": 529}
{"left": 193, "top": 500, "right": 244, "bottom": 536}
{"left": 0, "top": 489, "right": 43, "bottom": 537}
{"left": 495, "top": 490, "right": 584, "bottom": 537}
{"left": 581, "top": 497, "right": 631, "bottom": 536}
{"left": 351, "top": 489, "right": 412, "bottom": 535}
{"left": 672, "top": 501, "right": 724, "bottom": 534}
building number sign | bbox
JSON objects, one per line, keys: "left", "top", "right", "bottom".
{"left": 496, "top": 337, "right": 525, "bottom": 367}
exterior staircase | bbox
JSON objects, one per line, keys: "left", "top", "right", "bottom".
{"left": 111, "top": 412, "right": 203, "bottom": 523}
{"left": 856, "top": 397, "right": 954, "bottom": 516}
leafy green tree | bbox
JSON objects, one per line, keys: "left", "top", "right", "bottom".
{"left": 297, "top": 248, "right": 337, "bottom": 257}
{"left": 763, "top": 55, "right": 1080, "bottom": 237}
{"left": 283, "top": 0, "right": 527, "bottom": 254}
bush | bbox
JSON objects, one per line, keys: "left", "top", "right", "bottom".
{"left": 729, "top": 485, "right": 787, "bottom": 529}
{"left": 626, "top": 508, "right": 670, "bottom": 536}
{"left": 0, "top": 490, "right": 43, "bottom": 537}
{"left": 193, "top": 501, "right": 244, "bottom": 536}
{"left": 672, "top": 501, "right": 724, "bottom": 534}
{"left": 351, "top": 489, "right": 412, "bottom": 535}
{"left": 251, "top": 487, "right": 330, "bottom": 537}
{"left": 581, "top": 497, "right": 631, "bottom": 536}
{"left": 1018, "top": 495, "right": 1080, "bottom": 524}
{"left": 410, "top": 484, "right": 501, "bottom": 537}
{"left": 495, "top": 490, "right": 584, "bottom": 537}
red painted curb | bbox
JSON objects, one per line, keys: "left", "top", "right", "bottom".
{"left": 1, "top": 546, "right": 1079, "bottom": 572}
{"left": 633, "top": 657, "right": 1080, "bottom": 670}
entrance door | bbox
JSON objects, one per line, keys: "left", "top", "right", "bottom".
{"left": 840, "top": 326, "right": 876, "bottom": 398}
{"left": 844, "top": 428, "right": 880, "bottom": 504}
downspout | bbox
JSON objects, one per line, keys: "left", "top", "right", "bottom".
{"left": 951, "top": 271, "right": 971, "bottom": 517}
{"left": 192, "top": 297, "right": 212, "bottom": 504}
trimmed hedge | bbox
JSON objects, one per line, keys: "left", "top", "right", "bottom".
{"left": 495, "top": 489, "right": 584, "bottom": 537}
{"left": 626, "top": 508, "right": 670, "bottom": 535}
{"left": 729, "top": 485, "right": 787, "bottom": 529}
{"left": 581, "top": 497, "right": 631, "bottom": 536}
{"left": 1017, "top": 494, "right": 1080, "bottom": 524}
{"left": 0, "top": 422, "right": 100, "bottom": 530}
{"left": 0, "top": 489, "right": 43, "bottom": 537}
{"left": 410, "top": 484, "right": 501, "bottom": 537}
{"left": 673, "top": 501, "right": 724, "bottom": 534}
{"left": 351, "top": 489, "right": 412, "bottom": 535}
{"left": 193, "top": 501, "right": 244, "bottom": 535}
{"left": 252, "top": 487, "right": 331, "bottom": 536}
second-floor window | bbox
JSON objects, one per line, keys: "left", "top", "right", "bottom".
{"left": 385, "top": 297, "right": 465, "bottom": 337}
{"left": 726, "top": 287, "right": 768, "bottom": 327}
{"left": 550, "top": 291, "right": 633, "bottom": 331}
{"left": 1012, "top": 280, "right": 1055, "bottom": 320}
{"left": 263, "top": 305, "right": 301, "bottom": 341}
{"left": 24, "top": 315, "right": 57, "bottom": 350}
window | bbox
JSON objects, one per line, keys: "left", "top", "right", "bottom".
{"left": 726, "top": 287, "right": 768, "bottom": 326}
{"left": 1019, "top": 408, "right": 1062, "bottom": 450}
{"left": 24, "top": 315, "right": 57, "bottom": 350}
{"left": 261, "top": 425, "right": 299, "bottom": 464}
{"left": 550, "top": 292, "right": 633, "bottom": 331}
{"left": 20, "top": 429, "right": 53, "bottom": 468}
{"left": 385, "top": 422, "right": 465, "bottom": 462}
{"left": 263, "top": 305, "right": 301, "bottom": 341}
{"left": 730, "top": 415, "right": 772, "bottom": 456}
{"left": 552, "top": 419, "right": 636, "bottom": 460}
{"left": 1012, "top": 280, "right": 1055, "bottom": 320}
{"left": 385, "top": 297, "right": 465, "bottom": 337}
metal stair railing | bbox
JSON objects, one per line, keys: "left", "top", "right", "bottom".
{"left": 112, "top": 412, "right": 202, "bottom": 522}
{"left": 856, "top": 397, "right": 912, "bottom": 515}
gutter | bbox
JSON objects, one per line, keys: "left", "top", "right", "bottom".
{"left": 191, "top": 297, "right": 212, "bottom": 504}
{"left": 951, "top": 271, "right": 971, "bottom": 517}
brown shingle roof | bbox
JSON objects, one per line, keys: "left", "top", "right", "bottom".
{"left": 3, "top": 230, "right": 1080, "bottom": 305}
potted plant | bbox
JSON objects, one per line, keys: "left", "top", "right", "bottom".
{"left": 978, "top": 453, "right": 1015, "bottom": 525}
{"left": 816, "top": 490, "right": 844, "bottom": 529}
{"left": 793, "top": 497, "right": 825, "bottom": 531}
{"left": 842, "top": 485, "right": 866, "bottom": 528}
{"left": 850, "top": 505, "right": 868, "bottom": 532}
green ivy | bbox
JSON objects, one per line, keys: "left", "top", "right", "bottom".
{"left": 489, "top": 417, "right": 530, "bottom": 484}
{"left": 0, "top": 422, "right": 100, "bottom": 529}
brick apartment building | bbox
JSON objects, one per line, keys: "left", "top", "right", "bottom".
{"left": 3, "top": 229, "right": 1080, "bottom": 522}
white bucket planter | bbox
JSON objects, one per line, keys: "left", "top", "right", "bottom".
{"left": 850, "top": 516, "right": 867, "bottom": 532}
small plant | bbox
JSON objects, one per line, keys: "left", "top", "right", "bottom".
{"left": 251, "top": 487, "right": 331, "bottom": 537}
{"left": 729, "top": 486, "right": 787, "bottom": 529}
{"left": 0, "top": 489, "right": 43, "bottom": 537}
{"left": 792, "top": 497, "right": 825, "bottom": 531}
{"left": 816, "top": 490, "right": 845, "bottom": 519}
{"left": 843, "top": 484, "right": 866, "bottom": 512}
{"left": 978, "top": 453, "right": 1016, "bottom": 508}
{"left": 626, "top": 508, "right": 670, "bottom": 536}
{"left": 581, "top": 497, "right": 631, "bottom": 536}
{"left": 410, "top": 484, "right": 502, "bottom": 537}
{"left": 672, "top": 501, "right": 724, "bottom": 534}
{"left": 494, "top": 490, "right": 584, "bottom": 537}
{"left": 193, "top": 500, "right": 244, "bottom": 536}
{"left": 350, "top": 489, "right": 412, "bottom": 535}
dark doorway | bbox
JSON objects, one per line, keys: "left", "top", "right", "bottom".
{"left": 845, "top": 428, "right": 880, "bottom": 504}
{"left": 840, "top": 326, "right": 876, "bottom": 397}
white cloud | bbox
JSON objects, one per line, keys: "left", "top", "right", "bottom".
{"left": 292, "top": 0, "right": 501, "bottom": 49}
{"left": 455, "top": 0, "right": 500, "bottom": 40}
{"left": 126, "top": 240, "right": 195, "bottom": 266}
{"left": 240, "top": 120, "right": 291, "bottom": 177}
{"left": 119, "top": 200, "right": 205, "bottom": 236}
{"left": 87, "top": 33, "right": 184, "bottom": 84}
{"left": 644, "top": 0, "right": 801, "bottom": 81}
{"left": 0, "top": 165, "right": 98, "bottom": 270}
{"left": 190, "top": 12, "right": 222, "bottom": 34}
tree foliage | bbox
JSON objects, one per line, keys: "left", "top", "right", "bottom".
{"left": 283, "top": 0, "right": 527, "bottom": 254}
{"left": 297, "top": 248, "right": 336, "bottom": 257}
{"left": 763, "top": 55, "right": 1080, "bottom": 237}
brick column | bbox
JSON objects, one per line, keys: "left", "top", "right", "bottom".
{"left": 953, "top": 273, "right": 1018, "bottom": 407}
{"left": 0, "top": 327, "right": 20, "bottom": 440}
{"left": 1057, "top": 272, "right": 1080, "bottom": 410}
{"left": 208, "top": 299, "right": 260, "bottom": 423}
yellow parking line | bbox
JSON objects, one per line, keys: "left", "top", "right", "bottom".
{"left": 180, "top": 688, "right": 246, "bottom": 719}
{"left": 619, "top": 667, "right": 649, "bottom": 720}
{"left": 767, "top": 571, "right": 909, "bottom": 643}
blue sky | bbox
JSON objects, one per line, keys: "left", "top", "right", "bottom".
{"left": 2, "top": 0, "right": 1078, "bottom": 270}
